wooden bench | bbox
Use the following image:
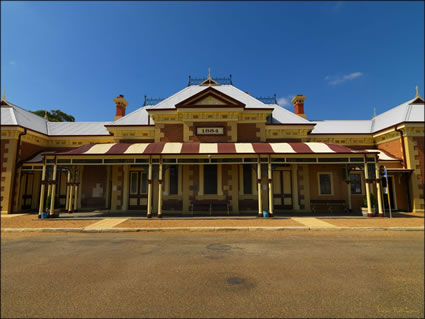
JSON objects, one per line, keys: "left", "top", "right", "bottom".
{"left": 191, "top": 200, "right": 230, "bottom": 216}
{"left": 310, "top": 200, "right": 348, "bottom": 213}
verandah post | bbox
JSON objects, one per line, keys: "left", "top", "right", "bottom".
{"left": 65, "top": 169, "right": 71, "bottom": 213}
{"left": 364, "top": 157, "right": 372, "bottom": 217}
{"left": 49, "top": 159, "right": 57, "bottom": 217}
{"left": 374, "top": 157, "right": 384, "bottom": 217}
{"left": 257, "top": 158, "right": 262, "bottom": 217}
{"left": 157, "top": 157, "right": 163, "bottom": 218}
{"left": 147, "top": 157, "right": 153, "bottom": 218}
{"left": 268, "top": 157, "right": 273, "bottom": 217}
{"left": 38, "top": 161, "right": 47, "bottom": 217}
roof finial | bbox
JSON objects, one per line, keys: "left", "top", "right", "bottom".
{"left": 1, "top": 89, "right": 5, "bottom": 102}
{"left": 208, "top": 67, "right": 211, "bottom": 80}
{"left": 373, "top": 107, "right": 376, "bottom": 118}
{"left": 44, "top": 110, "right": 48, "bottom": 119}
{"left": 416, "top": 85, "right": 419, "bottom": 97}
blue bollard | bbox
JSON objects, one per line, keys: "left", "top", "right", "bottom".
{"left": 262, "top": 210, "right": 269, "bottom": 218}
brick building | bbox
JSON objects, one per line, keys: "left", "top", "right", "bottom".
{"left": 1, "top": 76, "right": 424, "bottom": 217}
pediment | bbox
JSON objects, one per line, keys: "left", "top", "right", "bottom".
{"left": 175, "top": 87, "right": 245, "bottom": 108}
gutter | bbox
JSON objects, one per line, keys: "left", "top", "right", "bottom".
{"left": 10, "top": 128, "right": 27, "bottom": 213}
{"left": 395, "top": 125, "right": 407, "bottom": 169}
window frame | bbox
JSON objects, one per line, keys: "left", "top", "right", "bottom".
{"left": 349, "top": 172, "right": 363, "bottom": 195}
{"left": 318, "top": 172, "right": 333, "bottom": 196}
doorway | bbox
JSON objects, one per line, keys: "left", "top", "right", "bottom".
{"left": 128, "top": 171, "right": 148, "bottom": 210}
{"left": 272, "top": 170, "right": 293, "bottom": 209}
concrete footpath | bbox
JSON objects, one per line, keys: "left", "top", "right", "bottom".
{"left": 1, "top": 213, "right": 424, "bottom": 233}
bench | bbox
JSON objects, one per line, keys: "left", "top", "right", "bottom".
{"left": 191, "top": 200, "right": 230, "bottom": 216}
{"left": 310, "top": 200, "right": 348, "bottom": 214}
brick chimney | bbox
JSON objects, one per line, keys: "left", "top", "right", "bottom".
{"left": 113, "top": 94, "right": 128, "bottom": 121}
{"left": 291, "top": 95, "right": 306, "bottom": 119}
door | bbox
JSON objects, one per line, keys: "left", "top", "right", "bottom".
{"left": 128, "top": 171, "right": 148, "bottom": 210}
{"left": 20, "top": 173, "right": 34, "bottom": 210}
{"left": 272, "top": 170, "right": 293, "bottom": 209}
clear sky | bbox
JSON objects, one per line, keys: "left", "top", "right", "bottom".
{"left": 1, "top": 1, "right": 424, "bottom": 122}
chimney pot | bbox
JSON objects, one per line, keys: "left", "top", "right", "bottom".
{"left": 113, "top": 94, "right": 129, "bottom": 121}
{"left": 291, "top": 95, "right": 307, "bottom": 119}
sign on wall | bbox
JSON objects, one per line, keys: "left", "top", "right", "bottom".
{"left": 196, "top": 127, "right": 224, "bottom": 135}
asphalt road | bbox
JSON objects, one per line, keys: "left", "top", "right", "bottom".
{"left": 1, "top": 231, "right": 424, "bottom": 318}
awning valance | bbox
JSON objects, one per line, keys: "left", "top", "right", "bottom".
{"left": 54, "top": 142, "right": 373, "bottom": 156}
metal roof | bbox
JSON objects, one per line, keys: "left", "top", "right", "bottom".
{"left": 47, "top": 122, "right": 111, "bottom": 136}
{"left": 109, "top": 106, "right": 153, "bottom": 126}
{"left": 1, "top": 102, "right": 48, "bottom": 134}
{"left": 148, "top": 85, "right": 275, "bottom": 110}
{"left": 56, "top": 142, "right": 369, "bottom": 156}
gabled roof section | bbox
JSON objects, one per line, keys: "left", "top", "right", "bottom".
{"left": 269, "top": 104, "right": 313, "bottom": 125}
{"left": 1, "top": 100, "right": 48, "bottom": 134}
{"left": 371, "top": 97, "right": 424, "bottom": 132}
{"left": 311, "top": 96, "right": 424, "bottom": 134}
{"left": 0, "top": 100, "right": 111, "bottom": 136}
{"left": 108, "top": 106, "right": 154, "bottom": 126}
{"left": 175, "top": 86, "right": 245, "bottom": 108}
{"left": 148, "top": 85, "right": 275, "bottom": 110}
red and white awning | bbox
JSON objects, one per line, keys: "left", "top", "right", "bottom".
{"left": 56, "top": 142, "right": 370, "bottom": 156}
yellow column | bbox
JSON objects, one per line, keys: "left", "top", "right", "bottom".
{"left": 292, "top": 164, "right": 300, "bottom": 210}
{"left": 38, "top": 164, "right": 47, "bottom": 217}
{"left": 65, "top": 170, "right": 71, "bottom": 212}
{"left": 49, "top": 162, "right": 57, "bottom": 217}
{"left": 375, "top": 161, "right": 384, "bottom": 217}
{"left": 364, "top": 160, "right": 372, "bottom": 217}
{"left": 158, "top": 159, "right": 163, "bottom": 218}
{"left": 268, "top": 158, "right": 273, "bottom": 217}
{"left": 147, "top": 160, "right": 153, "bottom": 218}
{"left": 257, "top": 160, "right": 262, "bottom": 217}
{"left": 122, "top": 165, "right": 129, "bottom": 211}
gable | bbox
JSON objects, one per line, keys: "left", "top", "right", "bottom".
{"left": 175, "top": 86, "right": 245, "bottom": 108}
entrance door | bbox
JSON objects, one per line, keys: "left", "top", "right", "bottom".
{"left": 128, "top": 171, "right": 148, "bottom": 210}
{"left": 20, "top": 173, "right": 34, "bottom": 209}
{"left": 272, "top": 170, "right": 293, "bottom": 209}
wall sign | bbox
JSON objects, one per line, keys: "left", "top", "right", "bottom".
{"left": 196, "top": 127, "right": 224, "bottom": 135}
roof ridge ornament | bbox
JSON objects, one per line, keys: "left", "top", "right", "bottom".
{"left": 416, "top": 85, "right": 420, "bottom": 98}
{"left": 373, "top": 107, "right": 376, "bottom": 118}
{"left": 1, "top": 89, "right": 5, "bottom": 102}
{"left": 199, "top": 68, "right": 220, "bottom": 86}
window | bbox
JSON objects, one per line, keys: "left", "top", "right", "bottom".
{"left": 243, "top": 165, "right": 252, "bottom": 194}
{"left": 350, "top": 174, "right": 362, "bottom": 194}
{"left": 204, "top": 165, "right": 217, "bottom": 195}
{"left": 140, "top": 172, "right": 147, "bottom": 194}
{"left": 169, "top": 165, "right": 178, "bottom": 195}
{"left": 319, "top": 173, "right": 332, "bottom": 195}
{"left": 130, "top": 172, "right": 138, "bottom": 194}
{"left": 130, "top": 172, "right": 147, "bottom": 194}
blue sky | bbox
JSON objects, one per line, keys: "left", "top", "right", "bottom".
{"left": 1, "top": 1, "right": 424, "bottom": 122}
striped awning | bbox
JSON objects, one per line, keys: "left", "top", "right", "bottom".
{"left": 55, "top": 142, "right": 371, "bottom": 156}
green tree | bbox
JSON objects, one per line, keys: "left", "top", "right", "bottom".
{"left": 31, "top": 109, "right": 75, "bottom": 122}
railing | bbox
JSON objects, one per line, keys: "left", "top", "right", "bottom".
{"left": 188, "top": 74, "right": 233, "bottom": 86}
{"left": 143, "top": 96, "right": 165, "bottom": 106}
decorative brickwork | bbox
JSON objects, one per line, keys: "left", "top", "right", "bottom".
{"left": 377, "top": 138, "right": 403, "bottom": 161}
{"left": 160, "top": 124, "right": 183, "bottom": 142}
{"left": 237, "top": 123, "right": 260, "bottom": 142}
{"left": 413, "top": 136, "right": 424, "bottom": 208}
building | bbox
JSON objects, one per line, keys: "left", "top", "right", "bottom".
{"left": 1, "top": 75, "right": 424, "bottom": 217}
